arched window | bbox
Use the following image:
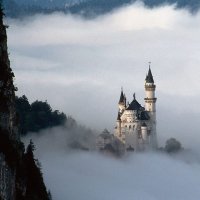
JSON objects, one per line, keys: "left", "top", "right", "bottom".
{"left": 129, "top": 125, "right": 131, "bottom": 130}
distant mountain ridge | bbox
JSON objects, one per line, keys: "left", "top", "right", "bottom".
{"left": 13, "top": 0, "right": 81, "bottom": 8}
{"left": 3, "top": 0, "right": 200, "bottom": 18}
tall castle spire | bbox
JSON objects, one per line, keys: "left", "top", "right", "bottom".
{"left": 145, "top": 63, "right": 154, "bottom": 83}
{"left": 118, "top": 87, "right": 126, "bottom": 113}
{"left": 144, "top": 63, "right": 157, "bottom": 148}
{"left": 119, "top": 87, "right": 124, "bottom": 104}
{"left": 144, "top": 63, "right": 156, "bottom": 112}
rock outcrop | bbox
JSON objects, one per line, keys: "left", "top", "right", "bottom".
{"left": 0, "top": 4, "right": 49, "bottom": 200}
{"left": 0, "top": 4, "right": 19, "bottom": 200}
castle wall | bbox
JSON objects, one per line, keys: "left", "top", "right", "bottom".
{"left": 145, "top": 101, "right": 156, "bottom": 112}
{"left": 124, "top": 129, "right": 138, "bottom": 150}
{"left": 145, "top": 90, "right": 155, "bottom": 99}
{"left": 148, "top": 112, "right": 157, "bottom": 149}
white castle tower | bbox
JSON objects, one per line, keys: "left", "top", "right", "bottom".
{"left": 114, "top": 65, "right": 158, "bottom": 151}
{"left": 144, "top": 66, "right": 158, "bottom": 149}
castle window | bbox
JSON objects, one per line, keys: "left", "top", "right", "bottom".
{"left": 129, "top": 125, "right": 131, "bottom": 130}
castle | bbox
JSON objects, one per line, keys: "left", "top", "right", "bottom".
{"left": 114, "top": 66, "right": 158, "bottom": 151}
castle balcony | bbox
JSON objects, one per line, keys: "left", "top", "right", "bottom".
{"left": 144, "top": 98, "right": 157, "bottom": 103}
{"left": 145, "top": 85, "right": 156, "bottom": 90}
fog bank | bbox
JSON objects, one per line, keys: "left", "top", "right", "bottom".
{"left": 43, "top": 152, "right": 200, "bottom": 200}
{"left": 21, "top": 124, "right": 200, "bottom": 200}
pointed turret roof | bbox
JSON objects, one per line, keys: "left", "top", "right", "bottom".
{"left": 139, "top": 111, "right": 150, "bottom": 120}
{"left": 145, "top": 66, "right": 154, "bottom": 83}
{"left": 126, "top": 94, "right": 142, "bottom": 111}
{"left": 118, "top": 88, "right": 125, "bottom": 104}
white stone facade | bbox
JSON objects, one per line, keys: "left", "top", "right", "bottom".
{"left": 114, "top": 67, "right": 158, "bottom": 151}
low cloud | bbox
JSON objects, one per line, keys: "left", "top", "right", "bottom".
{"left": 43, "top": 152, "right": 200, "bottom": 200}
{"left": 23, "top": 126, "right": 200, "bottom": 200}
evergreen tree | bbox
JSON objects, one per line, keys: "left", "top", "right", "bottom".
{"left": 165, "top": 138, "right": 182, "bottom": 153}
{"left": 24, "top": 140, "right": 49, "bottom": 200}
{"left": 48, "top": 190, "right": 52, "bottom": 200}
{"left": 15, "top": 96, "right": 67, "bottom": 135}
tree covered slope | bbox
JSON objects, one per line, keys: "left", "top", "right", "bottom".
{"left": 15, "top": 95, "right": 67, "bottom": 135}
{"left": 3, "top": 0, "right": 200, "bottom": 18}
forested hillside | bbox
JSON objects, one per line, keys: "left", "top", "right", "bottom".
{"left": 3, "top": 0, "right": 200, "bottom": 18}
{"left": 15, "top": 95, "right": 67, "bottom": 135}
{"left": 69, "top": 0, "right": 200, "bottom": 16}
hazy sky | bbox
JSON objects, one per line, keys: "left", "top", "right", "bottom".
{"left": 11, "top": 3, "right": 200, "bottom": 199}
{"left": 7, "top": 2, "right": 200, "bottom": 148}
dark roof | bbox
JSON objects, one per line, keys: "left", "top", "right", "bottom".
{"left": 126, "top": 99, "right": 142, "bottom": 111}
{"left": 145, "top": 67, "right": 154, "bottom": 83}
{"left": 125, "top": 94, "right": 150, "bottom": 120}
{"left": 119, "top": 89, "right": 124, "bottom": 103}
{"left": 139, "top": 111, "right": 150, "bottom": 120}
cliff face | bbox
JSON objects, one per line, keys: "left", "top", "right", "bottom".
{"left": 0, "top": 5, "right": 18, "bottom": 200}
{"left": 0, "top": 4, "right": 49, "bottom": 200}
{"left": 0, "top": 5, "right": 19, "bottom": 141}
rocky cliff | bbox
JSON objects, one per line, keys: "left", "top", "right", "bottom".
{"left": 0, "top": 4, "right": 49, "bottom": 200}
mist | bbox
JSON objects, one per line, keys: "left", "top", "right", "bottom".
{"left": 42, "top": 152, "right": 200, "bottom": 200}
{"left": 23, "top": 126, "right": 200, "bottom": 200}
{"left": 6, "top": 3, "right": 200, "bottom": 199}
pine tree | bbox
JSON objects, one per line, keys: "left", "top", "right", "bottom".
{"left": 48, "top": 190, "right": 52, "bottom": 200}
{"left": 24, "top": 140, "right": 49, "bottom": 200}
